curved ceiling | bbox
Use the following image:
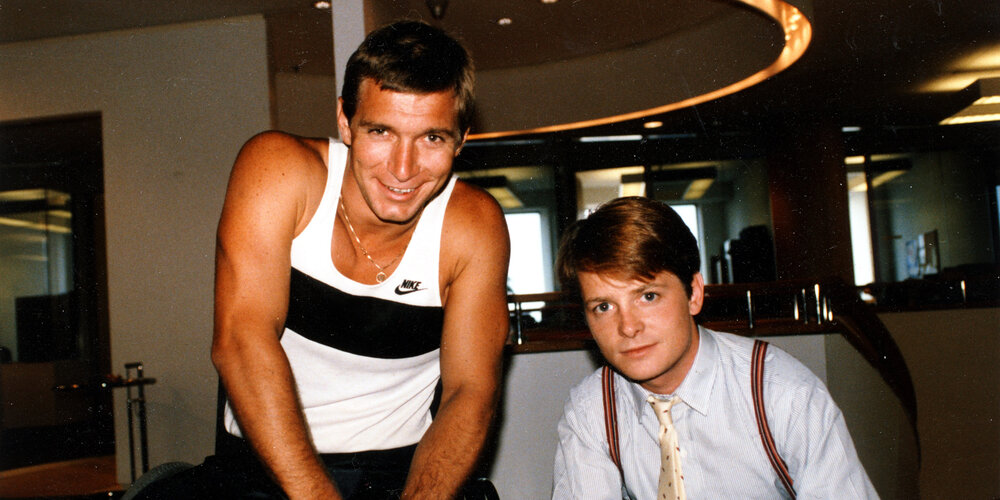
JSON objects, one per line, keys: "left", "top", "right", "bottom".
{"left": 2, "top": 0, "right": 996, "bottom": 137}
{"left": 370, "top": 0, "right": 813, "bottom": 138}
{"left": 370, "top": 1, "right": 736, "bottom": 71}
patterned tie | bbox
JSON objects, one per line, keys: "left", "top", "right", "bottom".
{"left": 647, "top": 395, "right": 686, "bottom": 500}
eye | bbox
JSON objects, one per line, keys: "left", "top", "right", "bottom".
{"left": 642, "top": 292, "right": 658, "bottom": 302}
{"left": 592, "top": 302, "right": 611, "bottom": 314}
{"left": 426, "top": 133, "right": 452, "bottom": 146}
{"left": 368, "top": 127, "right": 388, "bottom": 136}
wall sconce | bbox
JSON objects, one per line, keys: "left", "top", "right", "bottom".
{"left": 940, "top": 77, "right": 1000, "bottom": 125}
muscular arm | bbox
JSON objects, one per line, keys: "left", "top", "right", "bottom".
{"left": 211, "top": 132, "right": 341, "bottom": 500}
{"left": 401, "top": 183, "right": 511, "bottom": 499}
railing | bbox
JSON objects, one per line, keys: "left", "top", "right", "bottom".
{"left": 861, "top": 272, "right": 999, "bottom": 312}
{"left": 52, "top": 361, "right": 156, "bottom": 482}
{"left": 507, "top": 278, "right": 919, "bottom": 439}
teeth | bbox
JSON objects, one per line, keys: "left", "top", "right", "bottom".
{"left": 388, "top": 186, "right": 415, "bottom": 194}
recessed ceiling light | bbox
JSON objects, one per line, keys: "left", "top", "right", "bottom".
{"left": 643, "top": 121, "right": 663, "bottom": 129}
{"left": 313, "top": 1, "right": 331, "bottom": 9}
{"left": 577, "top": 134, "right": 643, "bottom": 143}
{"left": 497, "top": 17, "right": 513, "bottom": 26}
{"left": 540, "top": 0, "right": 559, "bottom": 3}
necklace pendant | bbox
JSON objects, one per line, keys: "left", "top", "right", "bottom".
{"left": 376, "top": 271, "right": 387, "bottom": 283}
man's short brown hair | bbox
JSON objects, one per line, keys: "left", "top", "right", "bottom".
{"left": 557, "top": 196, "right": 701, "bottom": 297}
{"left": 341, "top": 20, "right": 475, "bottom": 133}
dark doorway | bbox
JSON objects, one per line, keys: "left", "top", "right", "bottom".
{"left": 0, "top": 114, "right": 112, "bottom": 470}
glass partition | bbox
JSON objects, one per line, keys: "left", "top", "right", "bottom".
{"left": 864, "top": 151, "right": 998, "bottom": 282}
{"left": 0, "top": 115, "right": 111, "bottom": 470}
{"left": 456, "top": 165, "right": 559, "bottom": 298}
{"left": 0, "top": 189, "right": 76, "bottom": 362}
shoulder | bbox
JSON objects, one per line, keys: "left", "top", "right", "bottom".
{"left": 711, "top": 329, "right": 818, "bottom": 385}
{"left": 758, "top": 341, "right": 826, "bottom": 391}
{"left": 233, "top": 131, "right": 327, "bottom": 178}
{"left": 445, "top": 180, "right": 508, "bottom": 234}
{"left": 561, "top": 368, "right": 606, "bottom": 423}
{"left": 441, "top": 180, "right": 510, "bottom": 263}
{"left": 223, "top": 131, "right": 329, "bottom": 230}
{"left": 705, "top": 329, "right": 755, "bottom": 375}
{"left": 708, "top": 329, "right": 833, "bottom": 419}
{"left": 569, "top": 367, "right": 605, "bottom": 402}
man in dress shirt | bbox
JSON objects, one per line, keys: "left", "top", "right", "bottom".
{"left": 552, "top": 196, "right": 878, "bottom": 499}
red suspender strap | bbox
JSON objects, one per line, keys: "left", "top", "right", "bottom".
{"left": 601, "top": 366, "right": 626, "bottom": 482}
{"left": 752, "top": 340, "right": 797, "bottom": 499}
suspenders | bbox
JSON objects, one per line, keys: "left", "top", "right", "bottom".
{"left": 751, "top": 340, "right": 797, "bottom": 498}
{"left": 601, "top": 365, "right": 634, "bottom": 500}
{"left": 600, "top": 340, "right": 797, "bottom": 499}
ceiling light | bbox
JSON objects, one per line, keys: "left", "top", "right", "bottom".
{"left": 849, "top": 172, "right": 907, "bottom": 193}
{"left": 460, "top": 175, "right": 522, "bottom": 208}
{"left": 540, "top": 0, "right": 559, "bottom": 3}
{"left": 487, "top": 187, "right": 522, "bottom": 208}
{"left": 870, "top": 170, "right": 907, "bottom": 188}
{"left": 683, "top": 178, "right": 714, "bottom": 200}
{"left": 0, "top": 216, "right": 71, "bottom": 234}
{"left": 643, "top": 121, "right": 663, "bottom": 129}
{"left": 313, "top": 1, "right": 330, "bottom": 9}
{"left": 940, "top": 77, "right": 1000, "bottom": 125}
{"left": 0, "top": 189, "right": 48, "bottom": 202}
{"left": 841, "top": 126, "right": 861, "bottom": 133}
{"left": 847, "top": 172, "right": 867, "bottom": 192}
{"left": 497, "top": 18, "right": 513, "bottom": 26}
{"left": 618, "top": 167, "right": 716, "bottom": 200}
{"left": 426, "top": 0, "right": 448, "bottom": 20}
{"left": 577, "top": 134, "right": 643, "bottom": 143}
{"left": 619, "top": 181, "right": 645, "bottom": 197}
{"left": 844, "top": 156, "right": 866, "bottom": 165}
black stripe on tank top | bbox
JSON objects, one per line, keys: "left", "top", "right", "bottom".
{"left": 285, "top": 267, "right": 444, "bottom": 359}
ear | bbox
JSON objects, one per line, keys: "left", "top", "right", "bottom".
{"left": 688, "top": 272, "right": 705, "bottom": 316}
{"left": 453, "top": 128, "right": 470, "bottom": 157}
{"left": 336, "top": 97, "right": 352, "bottom": 147}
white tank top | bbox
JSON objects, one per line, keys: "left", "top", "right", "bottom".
{"left": 225, "top": 139, "right": 457, "bottom": 452}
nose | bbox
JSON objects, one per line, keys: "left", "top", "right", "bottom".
{"left": 618, "top": 306, "right": 642, "bottom": 338}
{"left": 388, "top": 140, "right": 418, "bottom": 182}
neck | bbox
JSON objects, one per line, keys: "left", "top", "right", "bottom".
{"left": 335, "top": 180, "right": 421, "bottom": 286}
{"left": 641, "top": 322, "right": 701, "bottom": 395}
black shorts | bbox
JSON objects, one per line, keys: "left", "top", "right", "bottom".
{"left": 133, "top": 433, "right": 414, "bottom": 500}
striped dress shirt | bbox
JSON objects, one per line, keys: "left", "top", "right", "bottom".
{"left": 553, "top": 327, "right": 879, "bottom": 499}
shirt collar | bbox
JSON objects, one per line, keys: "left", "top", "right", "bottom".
{"left": 626, "top": 325, "right": 718, "bottom": 418}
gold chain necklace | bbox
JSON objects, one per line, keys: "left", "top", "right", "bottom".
{"left": 338, "top": 197, "right": 400, "bottom": 283}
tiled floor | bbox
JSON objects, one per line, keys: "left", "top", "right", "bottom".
{"left": 0, "top": 455, "right": 123, "bottom": 499}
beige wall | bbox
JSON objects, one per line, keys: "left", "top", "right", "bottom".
{"left": 880, "top": 308, "right": 1000, "bottom": 499}
{"left": 825, "top": 332, "right": 920, "bottom": 499}
{"left": 0, "top": 17, "right": 272, "bottom": 483}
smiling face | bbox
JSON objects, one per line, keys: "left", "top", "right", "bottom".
{"left": 580, "top": 270, "right": 704, "bottom": 395}
{"left": 338, "top": 78, "right": 467, "bottom": 225}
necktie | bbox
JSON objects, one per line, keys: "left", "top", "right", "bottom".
{"left": 647, "top": 395, "right": 685, "bottom": 500}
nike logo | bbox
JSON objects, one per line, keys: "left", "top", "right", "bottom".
{"left": 394, "top": 279, "right": 427, "bottom": 295}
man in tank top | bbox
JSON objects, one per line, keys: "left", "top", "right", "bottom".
{"left": 139, "top": 21, "right": 510, "bottom": 500}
